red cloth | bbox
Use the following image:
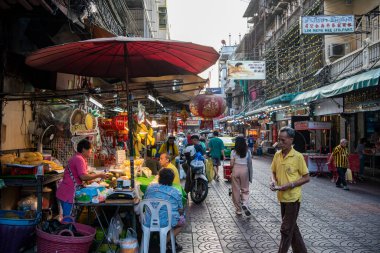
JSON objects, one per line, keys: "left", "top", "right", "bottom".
{"left": 56, "top": 153, "right": 88, "bottom": 203}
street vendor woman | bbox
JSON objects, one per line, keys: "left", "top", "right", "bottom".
{"left": 56, "top": 139, "right": 107, "bottom": 218}
{"left": 158, "top": 136, "right": 179, "bottom": 164}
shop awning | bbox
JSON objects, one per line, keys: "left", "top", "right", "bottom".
{"left": 265, "top": 92, "right": 301, "bottom": 106}
{"left": 246, "top": 106, "right": 271, "bottom": 116}
{"left": 291, "top": 68, "right": 380, "bottom": 105}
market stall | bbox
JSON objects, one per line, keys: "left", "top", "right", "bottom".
{"left": 294, "top": 121, "right": 332, "bottom": 176}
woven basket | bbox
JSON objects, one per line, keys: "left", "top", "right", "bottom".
{"left": 36, "top": 218, "right": 95, "bottom": 253}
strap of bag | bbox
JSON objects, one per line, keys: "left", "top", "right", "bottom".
{"left": 66, "top": 164, "right": 80, "bottom": 190}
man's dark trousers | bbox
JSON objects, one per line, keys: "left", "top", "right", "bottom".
{"left": 279, "top": 201, "right": 307, "bottom": 253}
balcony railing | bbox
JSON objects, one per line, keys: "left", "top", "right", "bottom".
{"left": 329, "top": 40, "right": 380, "bottom": 81}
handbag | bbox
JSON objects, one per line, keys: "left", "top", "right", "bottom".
{"left": 246, "top": 151, "right": 253, "bottom": 183}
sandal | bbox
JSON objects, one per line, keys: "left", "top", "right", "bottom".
{"left": 166, "top": 241, "right": 183, "bottom": 252}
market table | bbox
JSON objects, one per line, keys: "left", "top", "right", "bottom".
{"left": 303, "top": 154, "right": 329, "bottom": 177}
{"left": 76, "top": 198, "right": 139, "bottom": 252}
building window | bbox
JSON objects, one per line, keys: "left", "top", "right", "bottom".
{"left": 159, "top": 7, "right": 167, "bottom": 29}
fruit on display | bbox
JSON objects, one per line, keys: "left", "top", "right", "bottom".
{"left": 0, "top": 153, "right": 16, "bottom": 164}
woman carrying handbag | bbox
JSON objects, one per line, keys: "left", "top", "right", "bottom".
{"left": 230, "top": 136, "right": 253, "bottom": 216}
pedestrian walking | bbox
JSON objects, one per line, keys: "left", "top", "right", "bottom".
{"left": 247, "top": 134, "right": 255, "bottom": 155}
{"left": 208, "top": 131, "right": 225, "bottom": 181}
{"left": 230, "top": 136, "right": 253, "bottom": 216}
{"left": 270, "top": 126, "right": 310, "bottom": 253}
{"left": 328, "top": 139, "right": 350, "bottom": 190}
{"left": 355, "top": 137, "right": 366, "bottom": 180}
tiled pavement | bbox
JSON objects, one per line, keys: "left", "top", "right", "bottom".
{"left": 176, "top": 156, "right": 380, "bottom": 253}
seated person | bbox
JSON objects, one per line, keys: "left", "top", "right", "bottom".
{"left": 143, "top": 169, "right": 185, "bottom": 252}
{"left": 159, "top": 153, "right": 180, "bottom": 185}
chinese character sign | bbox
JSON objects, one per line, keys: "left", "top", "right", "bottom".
{"left": 227, "top": 60, "right": 266, "bottom": 80}
{"left": 300, "top": 15, "right": 355, "bottom": 34}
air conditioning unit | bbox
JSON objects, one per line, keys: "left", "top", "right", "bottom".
{"left": 328, "top": 43, "right": 350, "bottom": 58}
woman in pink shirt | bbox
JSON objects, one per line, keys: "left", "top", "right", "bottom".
{"left": 56, "top": 139, "right": 107, "bottom": 218}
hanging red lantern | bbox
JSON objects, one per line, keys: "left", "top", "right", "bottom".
{"left": 99, "top": 118, "right": 113, "bottom": 130}
{"left": 189, "top": 93, "right": 226, "bottom": 118}
{"left": 112, "top": 113, "right": 128, "bottom": 131}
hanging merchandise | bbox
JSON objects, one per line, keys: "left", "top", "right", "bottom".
{"left": 70, "top": 108, "right": 98, "bottom": 136}
{"left": 137, "top": 102, "right": 145, "bottom": 124}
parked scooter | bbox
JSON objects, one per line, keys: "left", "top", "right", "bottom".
{"left": 188, "top": 153, "right": 208, "bottom": 204}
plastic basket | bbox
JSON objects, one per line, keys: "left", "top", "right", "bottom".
{"left": 0, "top": 210, "right": 40, "bottom": 253}
{"left": 36, "top": 217, "right": 96, "bottom": 253}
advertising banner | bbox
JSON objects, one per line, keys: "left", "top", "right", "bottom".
{"left": 300, "top": 15, "right": 355, "bottom": 34}
{"left": 206, "top": 88, "right": 222, "bottom": 94}
{"left": 227, "top": 60, "right": 265, "bottom": 80}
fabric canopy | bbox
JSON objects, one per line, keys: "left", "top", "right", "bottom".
{"left": 291, "top": 68, "right": 380, "bottom": 105}
{"left": 265, "top": 92, "right": 301, "bottom": 106}
{"left": 246, "top": 106, "right": 271, "bottom": 116}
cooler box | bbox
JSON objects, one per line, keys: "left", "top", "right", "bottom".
{"left": 223, "top": 164, "right": 232, "bottom": 181}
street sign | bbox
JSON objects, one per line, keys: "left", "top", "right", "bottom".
{"left": 300, "top": 15, "right": 355, "bottom": 34}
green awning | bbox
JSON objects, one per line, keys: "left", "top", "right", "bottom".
{"left": 291, "top": 68, "right": 380, "bottom": 105}
{"left": 265, "top": 92, "right": 301, "bottom": 106}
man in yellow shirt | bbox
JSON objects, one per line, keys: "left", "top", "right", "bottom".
{"left": 270, "top": 127, "right": 310, "bottom": 253}
{"left": 159, "top": 153, "right": 180, "bottom": 185}
{"left": 328, "top": 139, "right": 349, "bottom": 190}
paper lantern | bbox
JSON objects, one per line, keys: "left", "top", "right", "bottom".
{"left": 112, "top": 113, "right": 128, "bottom": 131}
{"left": 189, "top": 94, "right": 226, "bottom": 118}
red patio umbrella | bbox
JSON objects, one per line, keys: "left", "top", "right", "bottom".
{"left": 25, "top": 36, "right": 219, "bottom": 79}
{"left": 25, "top": 36, "right": 219, "bottom": 188}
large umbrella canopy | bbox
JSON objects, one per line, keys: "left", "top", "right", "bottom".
{"left": 25, "top": 36, "right": 219, "bottom": 79}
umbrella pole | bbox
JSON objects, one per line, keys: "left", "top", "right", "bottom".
{"left": 124, "top": 44, "right": 134, "bottom": 190}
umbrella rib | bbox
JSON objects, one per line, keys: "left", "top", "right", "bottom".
{"left": 147, "top": 41, "right": 218, "bottom": 63}
{"left": 139, "top": 42, "right": 213, "bottom": 72}
{"left": 28, "top": 43, "right": 119, "bottom": 72}
{"left": 77, "top": 44, "right": 123, "bottom": 77}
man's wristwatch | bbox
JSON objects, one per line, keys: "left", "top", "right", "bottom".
{"left": 291, "top": 182, "right": 295, "bottom": 188}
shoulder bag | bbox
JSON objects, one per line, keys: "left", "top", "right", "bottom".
{"left": 247, "top": 151, "right": 253, "bottom": 183}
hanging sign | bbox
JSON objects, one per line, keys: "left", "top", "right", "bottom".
{"left": 227, "top": 60, "right": 266, "bottom": 80}
{"left": 294, "top": 121, "right": 331, "bottom": 131}
{"left": 70, "top": 109, "right": 98, "bottom": 135}
{"left": 300, "top": 15, "right": 355, "bottom": 34}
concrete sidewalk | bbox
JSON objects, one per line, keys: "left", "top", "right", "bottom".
{"left": 177, "top": 156, "right": 380, "bottom": 253}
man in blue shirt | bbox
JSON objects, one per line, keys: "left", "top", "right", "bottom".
{"left": 144, "top": 169, "right": 185, "bottom": 251}
{"left": 208, "top": 131, "right": 225, "bottom": 181}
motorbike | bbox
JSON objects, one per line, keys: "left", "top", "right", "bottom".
{"left": 188, "top": 153, "right": 208, "bottom": 204}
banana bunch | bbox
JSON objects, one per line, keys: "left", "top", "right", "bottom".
{"left": 133, "top": 131, "right": 143, "bottom": 158}
{"left": 11, "top": 152, "right": 44, "bottom": 165}
{"left": 0, "top": 153, "right": 16, "bottom": 164}
{"left": 146, "top": 127, "right": 155, "bottom": 146}
{"left": 42, "top": 160, "right": 64, "bottom": 171}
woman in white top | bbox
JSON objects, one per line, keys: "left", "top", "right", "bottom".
{"left": 230, "top": 136, "right": 253, "bottom": 216}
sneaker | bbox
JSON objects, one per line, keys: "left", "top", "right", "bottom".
{"left": 235, "top": 210, "right": 243, "bottom": 215}
{"left": 215, "top": 175, "right": 220, "bottom": 182}
{"left": 336, "top": 184, "right": 343, "bottom": 188}
{"left": 241, "top": 205, "right": 251, "bottom": 216}
{"left": 343, "top": 186, "right": 350, "bottom": 191}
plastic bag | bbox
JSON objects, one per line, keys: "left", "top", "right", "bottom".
{"left": 205, "top": 158, "right": 214, "bottom": 182}
{"left": 18, "top": 194, "right": 38, "bottom": 211}
{"left": 179, "top": 164, "right": 186, "bottom": 179}
{"left": 119, "top": 228, "right": 139, "bottom": 253}
{"left": 346, "top": 168, "right": 353, "bottom": 182}
{"left": 107, "top": 214, "right": 124, "bottom": 243}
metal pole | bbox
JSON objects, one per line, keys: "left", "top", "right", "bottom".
{"left": 123, "top": 41, "right": 134, "bottom": 189}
